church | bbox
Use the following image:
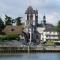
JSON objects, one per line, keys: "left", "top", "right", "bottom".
{"left": 23, "top": 6, "right": 58, "bottom": 44}
{"left": 3, "top": 6, "right": 59, "bottom": 45}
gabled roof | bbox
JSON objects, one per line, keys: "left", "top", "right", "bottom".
{"left": 44, "top": 24, "right": 57, "bottom": 32}
{"left": 37, "top": 23, "right": 57, "bottom": 32}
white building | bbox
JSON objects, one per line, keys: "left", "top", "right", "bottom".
{"left": 37, "top": 15, "right": 58, "bottom": 42}
{"left": 37, "top": 27, "right": 58, "bottom": 42}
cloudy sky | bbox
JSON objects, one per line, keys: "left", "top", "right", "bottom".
{"left": 0, "top": 0, "right": 60, "bottom": 25}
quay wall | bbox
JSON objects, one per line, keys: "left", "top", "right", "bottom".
{"left": 0, "top": 46, "right": 60, "bottom": 53}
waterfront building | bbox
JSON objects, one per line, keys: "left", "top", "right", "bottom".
{"left": 37, "top": 15, "right": 58, "bottom": 42}
{"left": 23, "top": 6, "right": 59, "bottom": 44}
{"left": 3, "top": 17, "right": 24, "bottom": 35}
{"left": 4, "top": 25, "right": 23, "bottom": 35}
{"left": 2, "top": 6, "right": 59, "bottom": 44}
{"left": 24, "top": 6, "right": 39, "bottom": 43}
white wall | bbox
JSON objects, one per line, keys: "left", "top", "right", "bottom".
{"left": 37, "top": 27, "right": 58, "bottom": 42}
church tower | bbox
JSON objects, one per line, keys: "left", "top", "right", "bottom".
{"left": 25, "top": 6, "right": 38, "bottom": 44}
{"left": 35, "top": 9, "right": 38, "bottom": 29}
{"left": 25, "top": 6, "right": 33, "bottom": 27}
{"left": 43, "top": 14, "right": 46, "bottom": 26}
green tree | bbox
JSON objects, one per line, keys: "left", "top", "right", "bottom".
{"left": 57, "top": 20, "right": 60, "bottom": 40}
{"left": 5, "top": 15, "right": 12, "bottom": 26}
{"left": 16, "top": 17, "right": 22, "bottom": 26}
{"left": 0, "top": 18, "right": 5, "bottom": 33}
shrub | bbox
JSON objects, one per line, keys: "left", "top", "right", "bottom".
{"left": 6, "top": 33, "right": 19, "bottom": 40}
{"left": 0, "top": 33, "right": 20, "bottom": 41}
{"left": 0, "top": 35, "right": 7, "bottom": 41}
{"left": 46, "top": 40, "right": 54, "bottom": 46}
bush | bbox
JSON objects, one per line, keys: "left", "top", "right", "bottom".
{"left": 0, "top": 33, "right": 20, "bottom": 41}
{"left": 0, "top": 35, "right": 7, "bottom": 41}
{"left": 6, "top": 33, "right": 19, "bottom": 40}
{"left": 46, "top": 40, "right": 54, "bottom": 46}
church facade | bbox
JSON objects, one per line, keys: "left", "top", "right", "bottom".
{"left": 24, "top": 6, "right": 39, "bottom": 44}
{"left": 24, "top": 6, "right": 58, "bottom": 44}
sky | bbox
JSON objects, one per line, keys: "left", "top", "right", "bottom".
{"left": 0, "top": 0, "right": 60, "bottom": 25}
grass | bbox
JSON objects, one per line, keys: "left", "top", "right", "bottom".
{"left": 46, "top": 40, "right": 54, "bottom": 46}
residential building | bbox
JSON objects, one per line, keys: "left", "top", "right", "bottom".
{"left": 4, "top": 25, "right": 23, "bottom": 35}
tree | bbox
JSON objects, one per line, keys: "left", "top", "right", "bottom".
{"left": 5, "top": 15, "right": 12, "bottom": 26}
{"left": 57, "top": 20, "right": 60, "bottom": 40}
{"left": 16, "top": 17, "right": 22, "bottom": 26}
{"left": 0, "top": 18, "right": 4, "bottom": 33}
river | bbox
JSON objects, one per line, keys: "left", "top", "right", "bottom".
{"left": 0, "top": 53, "right": 60, "bottom": 60}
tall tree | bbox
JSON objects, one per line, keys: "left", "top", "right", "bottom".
{"left": 5, "top": 15, "right": 12, "bottom": 26}
{"left": 16, "top": 17, "right": 22, "bottom": 26}
{"left": 0, "top": 18, "right": 4, "bottom": 32}
{"left": 57, "top": 20, "right": 60, "bottom": 40}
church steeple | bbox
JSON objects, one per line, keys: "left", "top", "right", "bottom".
{"left": 43, "top": 13, "right": 46, "bottom": 25}
{"left": 35, "top": 9, "right": 38, "bottom": 26}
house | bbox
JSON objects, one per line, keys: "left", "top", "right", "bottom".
{"left": 3, "top": 25, "right": 23, "bottom": 35}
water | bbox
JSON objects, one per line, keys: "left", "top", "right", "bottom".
{"left": 0, "top": 53, "right": 60, "bottom": 60}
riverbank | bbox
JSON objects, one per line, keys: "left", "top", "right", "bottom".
{"left": 0, "top": 46, "right": 60, "bottom": 54}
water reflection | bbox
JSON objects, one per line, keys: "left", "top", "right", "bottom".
{"left": 0, "top": 53, "right": 60, "bottom": 60}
